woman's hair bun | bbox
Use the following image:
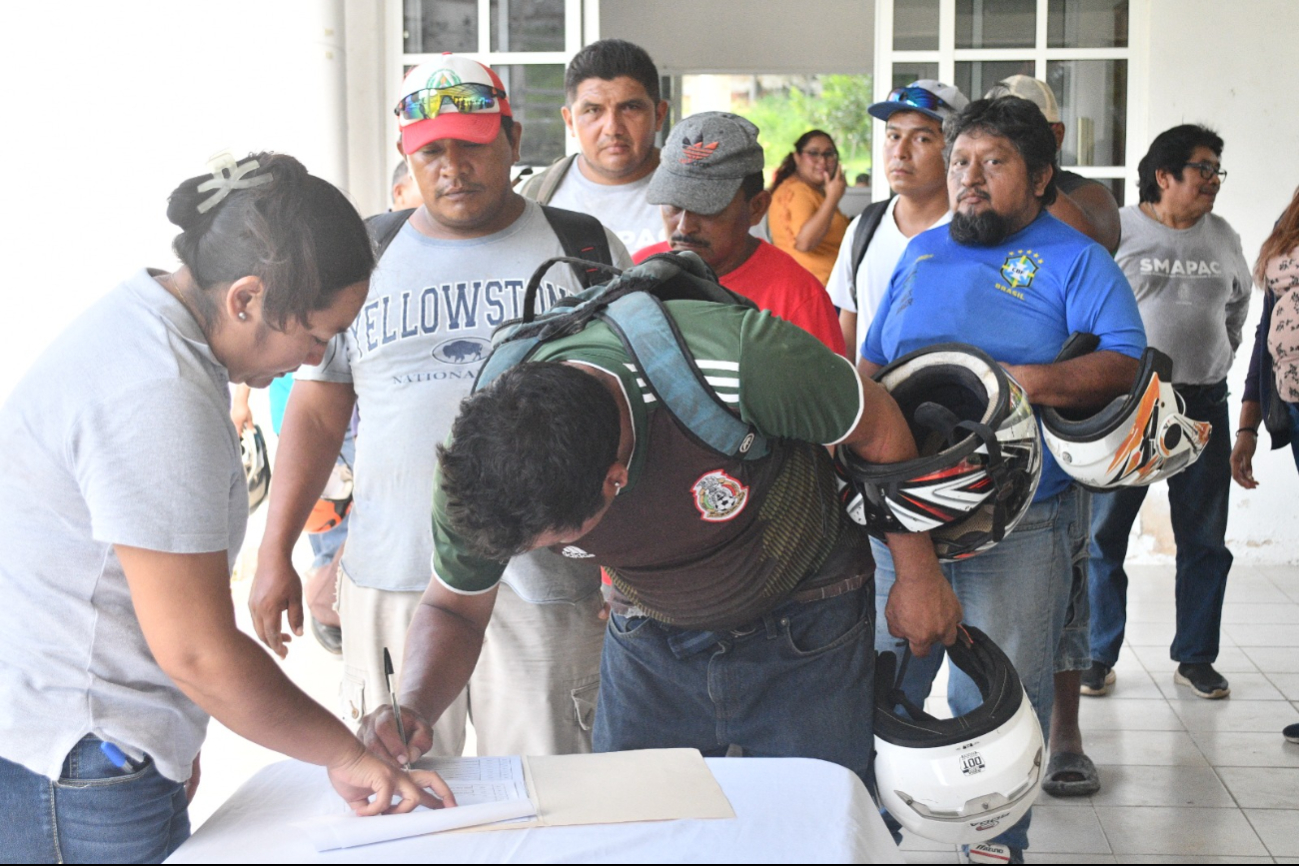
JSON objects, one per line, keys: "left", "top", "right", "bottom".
{"left": 165, "top": 174, "right": 211, "bottom": 231}
{"left": 167, "top": 151, "right": 373, "bottom": 333}
{"left": 166, "top": 153, "right": 283, "bottom": 231}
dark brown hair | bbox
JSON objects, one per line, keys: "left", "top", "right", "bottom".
{"left": 166, "top": 152, "right": 373, "bottom": 332}
{"left": 768, "top": 129, "right": 835, "bottom": 194}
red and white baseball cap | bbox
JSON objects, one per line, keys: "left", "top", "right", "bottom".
{"left": 395, "top": 54, "right": 512, "bottom": 154}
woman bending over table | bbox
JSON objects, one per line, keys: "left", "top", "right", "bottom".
{"left": 0, "top": 153, "right": 452, "bottom": 864}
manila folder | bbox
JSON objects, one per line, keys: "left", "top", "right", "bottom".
{"left": 520, "top": 748, "right": 736, "bottom": 828}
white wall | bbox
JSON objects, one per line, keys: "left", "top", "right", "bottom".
{"left": 599, "top": 0, "right": 874, "bottom": 74}
{"left": 1134, "top": 0, "right": 1299, "bottom": 563}
{"left": 0, "top": 1, "right": 356, "bottom": 402}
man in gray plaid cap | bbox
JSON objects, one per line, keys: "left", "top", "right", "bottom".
{"left": 633, "top": 111, "right": 845, "bottom": 353}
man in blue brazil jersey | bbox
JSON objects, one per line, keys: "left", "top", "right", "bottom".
{"left": 859, "top": 96, "right": 1145, "bottom": 864}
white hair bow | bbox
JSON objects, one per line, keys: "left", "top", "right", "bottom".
{"left": 196, "top": 151, "right": 273, "bottom": 214}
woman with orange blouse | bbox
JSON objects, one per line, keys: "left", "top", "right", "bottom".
{"left": 767, "top": 129, "right": 850, "bottom": 285}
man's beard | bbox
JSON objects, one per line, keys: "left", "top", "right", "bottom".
{"left": 949, "top": 209, "right": 1016, "bottom": 246}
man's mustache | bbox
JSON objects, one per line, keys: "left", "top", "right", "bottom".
{"left": 671, "top": 234, "right": 711, "bottom": 248}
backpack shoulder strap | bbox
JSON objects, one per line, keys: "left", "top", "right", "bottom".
{"left": 364, "top": 208, "right": 416, "bottom": 261}
{"left": 540, "top": 204, "right": 614, "bottom": 289}
{"left": 599, "top": 293, "right": 769, "bottom": 461}
{"left": 848, "top": 197, "right": 894, "bottom": 295}
{"left": 522, "top": 154, "right": 577, "bottom": 204}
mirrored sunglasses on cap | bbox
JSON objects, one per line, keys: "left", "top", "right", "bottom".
{"left": 395, "top": 83, "right": 507, "bottom": 121}
{"left": 886, "top": 85, "right": 949, "bottom": 113}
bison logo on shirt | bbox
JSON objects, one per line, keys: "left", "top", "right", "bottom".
{"left": 432, "top": 337, "right": 490, "bottom": 365}
{"left": 692, "top": 470, "right": 749, "bottom": 522}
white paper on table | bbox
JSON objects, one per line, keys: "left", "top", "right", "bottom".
{"left": 304, "top": 798, "right": 537, "bottom": 851}
{"left": 422, "top": 755, "right": 531, "bottom": 807}
{"left": 303, "top": 757, "right": 536, "bottom": 851}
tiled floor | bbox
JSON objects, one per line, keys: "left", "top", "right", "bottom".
{"left": 192, "top": 553, "right": 1299, "bottom": 863}
{"left": 902, "top": 563, "right": 1299, "bottom": 863}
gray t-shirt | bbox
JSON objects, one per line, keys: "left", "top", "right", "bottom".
{"left": 546, "top": 158, "right": 666, "bottom": 255}
{"left": 297, "top": 199, "right": 630, "bottom": 597}
{"left": 0, "top": 269, "right": 246, "bottom": 783}
{"left": 1116, "top": 206, "right": 1252, "bottom": 384}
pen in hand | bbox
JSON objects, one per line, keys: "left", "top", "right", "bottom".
{"left": 383, "top": 647, "right": 412, "bottom": 771}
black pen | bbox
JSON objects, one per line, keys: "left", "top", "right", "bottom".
{"left": 383, "top": 647, "right": 412, "bottom": 771}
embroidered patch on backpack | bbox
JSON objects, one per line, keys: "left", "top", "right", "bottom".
{"left": 692, "top": 470, "right": 749, "bottom": 522}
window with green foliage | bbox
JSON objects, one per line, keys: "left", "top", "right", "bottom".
{"left": 677, "top": 74, "right": 874, "bottom": 182}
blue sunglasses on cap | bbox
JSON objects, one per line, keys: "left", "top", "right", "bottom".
{"left": 886, "top": 85, "right": 949, "bottom": 113}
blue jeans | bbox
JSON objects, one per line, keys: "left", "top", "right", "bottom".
{"left": 594, "top": 586, "right": 876, "bottom": 785}
{"left": 1088, "top": 381, "right": 1232, "bottom": 667}
{"left": 873, "top": 486, "right": 1083, "bottom": 851}
{"left": 1055, "top": 488, "right": 1094, "bottom": 672}
{"left": 0, "top": 736, "right": 189, "bottom": 863}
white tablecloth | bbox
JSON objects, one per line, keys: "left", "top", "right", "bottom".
{"left": 168, "top": 757, "right": 900, "bottom": 864}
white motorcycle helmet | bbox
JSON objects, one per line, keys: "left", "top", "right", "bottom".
{"left": 240, "top": 424, "right": 271, "bottom": 514}
{"left": 874, "top": 625, "right": 1045, "bottom": 845}
{"left": 837, "top": 343, "right": 1041, "bottom": 561}
{"left": 1041, "top": 333, "right": 1211, "bottom": 490}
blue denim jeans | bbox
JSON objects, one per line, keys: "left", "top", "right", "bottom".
{"left": 594, "top": 585, "right": 876, "bottom": 785}
{"left": 1055, "top": 487, "right": 1094, "bottom": 672}
{"left": 873, "top": 486, "right": 1082, "bottom": 852}
{"left": 0, "top": 736, "right": 189, "bottom": 863}
{"left": 1088, "top": 381, "right": 1233, "bottom": 667}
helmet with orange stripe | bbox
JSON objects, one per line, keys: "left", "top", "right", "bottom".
{"left": 1041, "top": 334, "right": 1210, "bottom": 491}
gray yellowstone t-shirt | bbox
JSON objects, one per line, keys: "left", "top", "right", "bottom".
{"left": 0, "top": 269, "right": 246, "bottom": 783}
{"left": 297, "top": 200, "right": 630, "bottom": 597}
{"left": 1116, "top": 206, "right": 1252, "bottom": 384}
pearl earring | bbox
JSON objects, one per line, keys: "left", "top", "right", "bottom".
{"left": 238, "top": 312, "right": 247, "bottom": 321}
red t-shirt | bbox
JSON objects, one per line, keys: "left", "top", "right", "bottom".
{"left": 633, "top": 240, "right": 846, "bottom": 356}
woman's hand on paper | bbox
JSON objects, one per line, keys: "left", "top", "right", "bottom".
{"left": 327, "top": 742, "right": 456, "bottom": 815}
{"left": 359, "top": 703, "right": 435, "bottom": 769}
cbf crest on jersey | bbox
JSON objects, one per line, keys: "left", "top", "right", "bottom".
{"left": 692, "top": 470, "right": 749, "bottom": 522}
{"left": 1000, "top": 249, "right": 1043, "bottom": 290}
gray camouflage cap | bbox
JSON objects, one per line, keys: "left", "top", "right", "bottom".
{"left": 648, "top": 111, "right": 765, "bottom": 215}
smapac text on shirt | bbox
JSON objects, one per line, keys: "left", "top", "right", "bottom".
{"left": 1138, "top": 258, "right": 1223, "bottom": 277}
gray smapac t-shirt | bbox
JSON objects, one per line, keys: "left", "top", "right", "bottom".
{"left": 1116, "top": 206, "right": 1252, "bottom": 384}
{"left": 297, "top": 199, "right": 630, "bottom": 597}
{"left": 547, "top": 158, "right": 666, "bottom": 255}
{"left": 0, "top": 269, "right": 246, "bottom": 783}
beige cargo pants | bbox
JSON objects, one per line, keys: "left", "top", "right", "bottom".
{"left": 337, "top": 573, "right": 605, "bottom": 756}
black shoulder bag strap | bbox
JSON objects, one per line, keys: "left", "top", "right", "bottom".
{"left": 539, "top": 204, "right": 614, "bottom": 289}
{"left": 848, "top": 197, "right": 895, "bottom": 295}
{"left": 364, "top": 208, "right": 416, "bottom": 261}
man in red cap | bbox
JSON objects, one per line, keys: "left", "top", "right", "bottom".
{"left": 253, "top": 54, "right": 632, "bottom": 760}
